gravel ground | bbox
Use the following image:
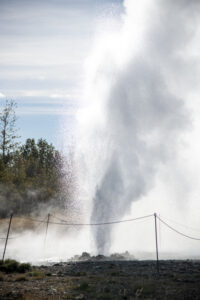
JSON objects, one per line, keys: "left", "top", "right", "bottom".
{"left": 1, "top": 260, "right": 200, "bottom": 299}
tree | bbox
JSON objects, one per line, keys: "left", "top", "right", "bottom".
{"left": 0, "top": 100, "right": 19, "bottom": 165}
{"left": 37, "top": 138, "right": 55, "bottom": 171}
{"left": 0, "top": 101, "right": 77, "bottom": 216}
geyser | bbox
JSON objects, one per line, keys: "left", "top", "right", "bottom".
{"left": 76, "top": 0, "right": 200, "bottom": 255}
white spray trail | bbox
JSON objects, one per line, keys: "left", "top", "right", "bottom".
{"left": 76, "top": 0, "right": 200, "bottom": 255}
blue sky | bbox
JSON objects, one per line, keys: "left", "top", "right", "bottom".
{"left": 0, "top": 0, "right": 123, "bottom": 149}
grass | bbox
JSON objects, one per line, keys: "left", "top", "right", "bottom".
{"left": 79, "top": 282, "right": 89, "bottom": 291}
{"left": 74, "top": 271, "right": 87, "bottom": 277}
{"left": 142, "top": 283, "right": 156, "bottom": 295}
{"left": 109, "top": 271, "right": 122, "bottom": 276}
{"left": 97, "top": 294, "right": 112, "bottom": 300}
{"left": 15, "top": 275, "right": 28, "bottom": 282}
{"left": 27, "top": 270, "right": 45, "bottom": 279}
{"left": 0, "top": 261, "right": 200, "bottom": 300}
{"left": 133, "top": 281, "right": 156, "bottom": 297}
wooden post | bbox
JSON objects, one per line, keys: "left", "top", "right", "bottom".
{"left": 154, "top": 213, "right": 159, "bottom": 274}
{"left": 44, "top": 213, "right": 50, "bottom": 248}
{"left": 2, "top": 213, "right": 13, "bottom": 261}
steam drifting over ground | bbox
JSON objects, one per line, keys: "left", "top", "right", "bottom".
{"left": 2, "top": 0, "right": 200, "bottom": 262}
{"left": 76, "top": 0, "right": 200, "bottom": 255}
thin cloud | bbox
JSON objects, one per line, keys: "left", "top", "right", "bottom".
{"left": 10, "top": 90, "right": 79, "bottom": 99}
{"left": 0, "top": 92, "right": 5, "bottom": 98}
{"left": 50, "top": 93, "right": 80, "bottom": 99}
{"left": 17, "top": 106, "right": 77, "bottom": 116}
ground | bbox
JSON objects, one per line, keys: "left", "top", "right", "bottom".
{"left": 1, "top": 260, "right": 200, "bottom": 299}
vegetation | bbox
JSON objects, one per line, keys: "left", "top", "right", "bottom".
{"left": 0, "top": 259, "right": 31, "bottom": 273}
{"left": 0, "top": 100, "right": 75, "bottom": 217}
{"left": 28, "top": 270, "right": 45, "bottom": 279}
{"left": 0, "top": 100, "right": 19, "bottom": 166}
{"left": 0, "top": 260, "right": 200, "bottom": 299}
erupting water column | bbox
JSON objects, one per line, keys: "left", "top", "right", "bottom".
{"left": 77, "top": 0, "right": 200, "bottom": 255}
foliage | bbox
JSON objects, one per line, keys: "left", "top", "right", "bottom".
{"left": 0, "top": 100, "right": 75, "bottom": 217}
{"left": 0, "top": 137, "right": 69, "bottom": 216}
{"left": 0, "top": 259, "right": 31, "bottom": 273}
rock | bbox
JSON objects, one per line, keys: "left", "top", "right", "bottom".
{"left": 79, "top": 252, "right": 91, "bottom": 261}
{"left": 75, "top": 294, "right": 85, "bottom": 299}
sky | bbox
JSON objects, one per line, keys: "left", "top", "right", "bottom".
{"left": 0, "top": 0, "right": 123, "bottom": 149}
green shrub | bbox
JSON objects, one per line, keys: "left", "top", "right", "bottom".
{"left": 18, "top": 263, "right": 31, "bottom": 273}
{"left": 0, "top": 259, "right": 19, "bottom": 273}
{"left": 0, "top": 259, "right": 31, "bottom": 273}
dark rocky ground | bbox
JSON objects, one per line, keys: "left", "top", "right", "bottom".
{"left": 1, "top": 259, "right": 200, "bottom": 299}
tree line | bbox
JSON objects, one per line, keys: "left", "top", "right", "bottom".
{"left": 0, "top": 100, "right": 74, "bottom": 217}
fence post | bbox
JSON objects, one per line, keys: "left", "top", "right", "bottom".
{"left": 154, "top": 213, "right": 159, "bottom": 274}
{"left": 44, "top": 213, "right": 50, "bottom": 248}
{"left": 2, "top": 213, "right": 13, "bottom": 261}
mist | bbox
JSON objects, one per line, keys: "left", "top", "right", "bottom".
{"left": 76, "top": 0, "right": 200, "bottom": 255}
{"left": 2, "top": 0, "right": 200, "bottom": 263}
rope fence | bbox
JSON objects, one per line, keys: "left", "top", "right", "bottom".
{"left": 1, "top": 212, "right": 200, "bottom": 273}
{"left": 49, "top": 213, "right": 154, "bottom": 226}
{"left": 157, "top": 216, "right": 200, "bottom": 241}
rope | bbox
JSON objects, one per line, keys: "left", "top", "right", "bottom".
{"left": 1, "top": 213, "right": 200, "bottom": 242}
{"left": 49, "top": 213, "right": 154, "bottom": 226}
{"left": 0, "top": 214, "right": 153, "bottom": 241}
{"left": 0, "top": 216, "right": 47, "bottom": 240}
{"left": 18, "top": 216, "right": 47, "bottom": 223}
{"left": 158, "top": 216, "right": 200, "bottom": 241}
{"left": 9, "top": 213, "right": 153, "bottom": 226}
{"left": 160, "top": 215, "right": 200, "bottom": 233}
{"left": 34, "top": 216, "right": 47, "bottom": 230}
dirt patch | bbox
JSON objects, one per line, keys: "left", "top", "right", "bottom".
{"left": 0, "top": 260, "right": 200, "bottom": 299}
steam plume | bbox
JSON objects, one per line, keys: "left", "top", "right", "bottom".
{"left": 77, "top": 0, "right": 200, "bottom": 254}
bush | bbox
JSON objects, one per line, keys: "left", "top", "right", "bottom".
{"left": 18, "top": 263, "right": 31, "bottom": 273}
{"left": 0, "top": 259, "right": 31, "bottom": 273}
{"left": 0, "top": 259, "right": 19, "bottom": 273}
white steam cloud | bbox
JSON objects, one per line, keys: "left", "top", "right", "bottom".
{"left": 76, "top": 0, "right": 200, "bottom": 255}
{"left": 3, "top": 0, "right": 200, "bottom": 263}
